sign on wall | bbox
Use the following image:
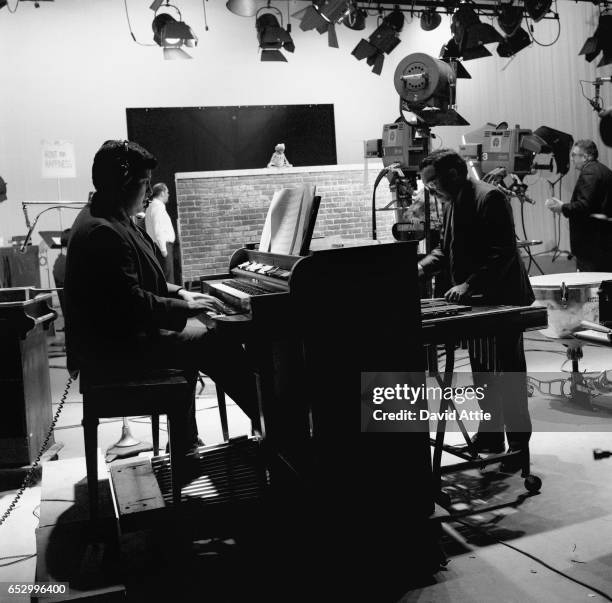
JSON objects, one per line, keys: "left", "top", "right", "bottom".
{"left": 41, "top": 140, "right": 76, "bottom": 178}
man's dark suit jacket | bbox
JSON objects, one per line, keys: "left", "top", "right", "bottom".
{"left": 562, "top": 159, "right": 612, "bottom": 269}
{"left": 420, "top": 179, "right": 534, "bottom": 306}
{"left": 64, "top": 198, "right": 189, "bottom": 370}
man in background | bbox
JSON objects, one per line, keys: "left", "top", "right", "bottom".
{"left": 145, "top": 182, "right": 176, "bottom": 283}
{"left": 545, "top": 139, "right": 612, "bottom": 271}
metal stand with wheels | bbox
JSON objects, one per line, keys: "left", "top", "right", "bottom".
{"left": 428, "top": 338, "right": 543, "bottom": 517}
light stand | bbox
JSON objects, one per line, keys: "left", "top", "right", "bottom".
{"left": 105, "top": 418, "right": 154, "bottom": 462}
{"left": 545, "top": 175, "right": 572, "bottom": 263}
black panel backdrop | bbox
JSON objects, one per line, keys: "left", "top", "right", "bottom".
{"left": 126, "top": 104, "right": 337, "bottom": 283}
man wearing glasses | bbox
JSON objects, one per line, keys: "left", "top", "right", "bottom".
{"left": 545, "top": 139, "right": 612, "bottom": 271}
{"left": 417, "top": 149, "right": 534, "bottom": 468}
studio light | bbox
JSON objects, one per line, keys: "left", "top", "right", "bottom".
{"left": 256, "top": 6, "right": 295, "bottom": 62}
{"left": 524, "top": 0, "right": 552, "bottom": 23}
{"left": 227, "top": 0, "right": 258, "bottom": 17}
{"left": 344, "top": 2, "right": 366, "bottom": 31}
{"left": 152, "top": 9, "right": 198, "bottom": 59}
{"left": 580, "top": 12, "right": 612, "bottom": 68}
{"left": 420, "top": 8, "right": 441, "bottom": 32}
{"left": 298, "top": 0, "right": 352, "bottom": 48}
{"left": 393, "top": 52, "right": 469, "bottom": 126}
{"left": 495, "top": 4, "right": 531, "bottom": 58}
{"left": 352, "top": 7, "right": 404, "bottom": 75}
{"left": 497, "top": 5, "right": 522, "bottom": 37}
{"left": 451, "top": 5, "right": 503, "bottom": 60}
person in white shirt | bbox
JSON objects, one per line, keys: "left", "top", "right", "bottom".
{"left": 145, "top": 182, "right": 176, "bottom": 283}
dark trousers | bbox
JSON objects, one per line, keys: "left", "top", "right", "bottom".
{"left": 163, "top": 242, "right": 175, "bottom": 284}
{"left": 83, "top": 319, "right": 259, "bottom": 445}
{"left": 469, "top": 332, "right": 531, "bottom": 447}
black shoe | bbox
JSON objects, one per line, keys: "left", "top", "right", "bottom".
{"left": 500, "top": 447, "right": 529, "bottom": 474}
{"left": 165, "top": 436, "right": 205, "bottom": 455}
{"left": 456, "top": 433, "right": 505, "bottom": 455}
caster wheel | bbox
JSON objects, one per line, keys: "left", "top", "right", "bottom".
{"left": 524, "top": 474, "right": 542, "bottom": 493}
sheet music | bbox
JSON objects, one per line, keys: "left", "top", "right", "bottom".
{"left": 259, "top": 184, "right": 316, "bottom": 255}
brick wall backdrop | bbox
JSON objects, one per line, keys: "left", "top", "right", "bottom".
{"left": 176, "top": 164, "right": 396, "bottom": 283}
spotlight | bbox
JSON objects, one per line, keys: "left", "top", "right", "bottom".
{"left": 497, "top": 5, "right": 522, "bottom": 36}
{"left": 226, "top": 0, "right": 258, "bottom": 17}
{"left": 451, "top": 5, "right": 503, "bottom": 60}
{"left": 152, "top": 9, "right": 198, "bottom": 59}
{"left": 393, "top": 52, "right": 469, "bottom": 126}
{"left": 298, "top": 0, "right": 352, "bottom": 48}
{"left": 524, "top": 0, "right": 552, "bottom": 23}
{"left": 420, "top": 8, "right": 441, "bottom": 32}
{"left": 580, "top": 12, "right": 612, "bottom": 68}
{"left": 344, "top": 2, "right": 366, "bottom": 31}
{"left": 352, "top": 7, "right": 404, "bottom": 75}
{"left": 256, "top": 6, "right": 295, "bottom": 62}
{"left": 496, "top": 4, "right": 531, "bottom": 58}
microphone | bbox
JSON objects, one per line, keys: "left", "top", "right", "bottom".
{"left": 20, "top": 218, "right": 39, "bottom": 253}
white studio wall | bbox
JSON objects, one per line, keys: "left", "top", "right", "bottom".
{"left": 0, "top": 0, "right": 611, "bottom": 253}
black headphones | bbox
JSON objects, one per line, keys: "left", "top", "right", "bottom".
{"left": 117, "top": 140, "right": 132, "bottom": 190}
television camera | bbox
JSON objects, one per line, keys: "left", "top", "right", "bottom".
{"left": 458, "top": 123, "right": 575, "bottom": 198}
{"left": 366, "top": 53, "right": 469, "bottom": 245}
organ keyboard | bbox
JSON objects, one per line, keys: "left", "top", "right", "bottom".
{"left": 199, "top": 249, "right": 298, "bottom": 334}
{"left": 201, "top": 251, "right": 292, "bottom": 314}
{"left": 200, "top": 249, "right": 547, "bottom": 339}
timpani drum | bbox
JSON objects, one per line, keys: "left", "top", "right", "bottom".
{"left": 529, "top": 272, "right": 612, "bottom": 338}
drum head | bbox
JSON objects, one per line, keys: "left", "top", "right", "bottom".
{"left": 530, "top": 272, "right": 612, "bottom": 289}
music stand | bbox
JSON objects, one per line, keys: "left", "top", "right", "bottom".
{"left": 299, "top": 195, "right": 321, "bottom": 255}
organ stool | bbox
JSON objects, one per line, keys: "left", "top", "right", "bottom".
{"left": 80, "top": 369, "right": 194, "bottom": 520}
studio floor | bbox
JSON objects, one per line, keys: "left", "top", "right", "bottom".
{"left": 410, "top": 331, "right": 612, "bottom": 603}
{"left": 3, "top": 267, "right": 612, "bottom": 601}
